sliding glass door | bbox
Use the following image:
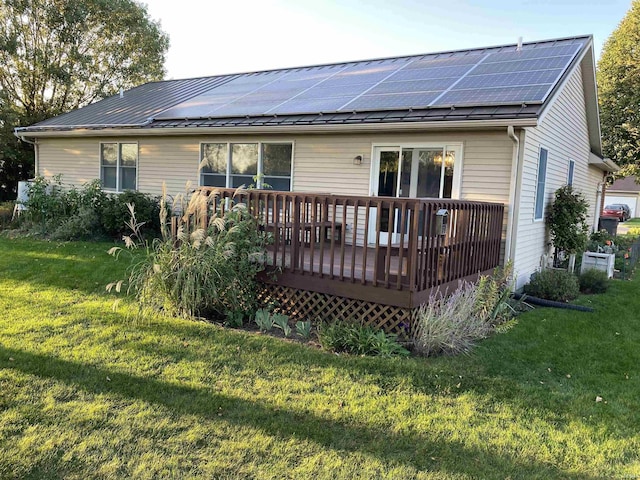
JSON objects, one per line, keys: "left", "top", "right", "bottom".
{"left": 370, "top": 144, "right": 460, "bottom": 244}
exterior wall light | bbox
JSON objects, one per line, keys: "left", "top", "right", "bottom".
{"left": 353, "top": 155, "right": 363, "bottom": 165}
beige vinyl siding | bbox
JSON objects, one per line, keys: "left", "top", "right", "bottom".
{"left": 514, "top": 63, "right": 603, "bottom": 289}
{"left": 38, "top": 138, "right": 100, "bottom": 186}
{"left": 38, "top": 130, "right": 513, "bottom": 200}
{"left": 37, "top": 130, "right": 513, "bottom": 249}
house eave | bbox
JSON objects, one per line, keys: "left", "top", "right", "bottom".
{"left": 589, "top": 152, "right": 619, "bottom": 172}
{"left": 16, "top": 117, "right": 539, "bottom": 138}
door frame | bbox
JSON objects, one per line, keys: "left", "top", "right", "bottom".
{"left": 367, "top": 143, "right": 464, "bottom": 244}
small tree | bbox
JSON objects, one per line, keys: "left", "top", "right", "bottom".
{"left": 546, "top": 186, "right": 589, "bottom": 267}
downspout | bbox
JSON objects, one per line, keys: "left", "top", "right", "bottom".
{"left": 505, "top": 126, "right": 521, "bottom": 263}
{"left": 594, "top": 181, "right": 604, "bottom": 233}
{"left": 13, "top": 130, "right": 38, "bottom": 177}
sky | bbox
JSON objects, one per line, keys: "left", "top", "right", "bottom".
{"left": 142, "top": 0, "right": 632, "bottom": 80}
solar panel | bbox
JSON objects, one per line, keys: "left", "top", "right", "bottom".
{"left": 437, "top": 85, "right": 551, "bottom": 105}
{"left": 455, "top": 69, "right": 563, "bottom": 90}
{"left": 154, "top": 36, "right": 589, "bottom": 120}
{"left": 346, "top": 92, "right": 443, "bottom": 110}
{"left": 472, "top": 56, "right": 572, "bottom": 75}
{"left": 366, "top": 78, "right": 457, "bottom": 94}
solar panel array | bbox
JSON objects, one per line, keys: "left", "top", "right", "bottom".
{"left": 156, "top": 37, "right": 588, "bottom": 120}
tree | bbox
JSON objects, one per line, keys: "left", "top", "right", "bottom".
{"left": 0, "top": 0, "right": 169, "bottom": 200}
{"left": 546, "top": 186, "right": 589, "bottom": 267}
{"left": 598, "top": 0, "right": 640, "bottom": 176}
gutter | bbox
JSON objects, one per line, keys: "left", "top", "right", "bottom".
{"left": 13, "top": 129, "right": 39, "bottom": 176}
{"left": 505, "top": 125, "right": 522, "bottom": 263}
{"left": 15, "top": 117, "right": 539, "bottom": 138}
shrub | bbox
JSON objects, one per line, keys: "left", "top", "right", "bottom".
{"left": 50, "top": 205, "right": 102, "bottom": 240}
{"left": 317, "top": 321, "right": 409, "bottom": 357}
{"left": 474, "top": 261, "right": 514, "bottom": 326}
{"left": 116, "top": 190, "right": 269, "bottom": 319}
{"left": 524, "top": 269, "right": 580, "bottom": 302}
{"left": 411, "top": 263, "right": 517, "bottom": 357}
{"left": 100, "top": 190, "right": 162, "bottom": 239}
{"left": 412, "top": 282, "right": 491, "bottom": 357}
{"left": 0, "top": 202, "right": 13, "bottom": 229}
{"left": 20, "top": 176, "right": 162, "bottom": 240}
{"left": 546, "top": 186, "right": 589, "bottom": 265}
{"left": 579, "top": 269, "right": 610, "bottom": 294}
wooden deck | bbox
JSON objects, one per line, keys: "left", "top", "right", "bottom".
{"left": 173, "top": 188, "right": 505, "bottom": 309}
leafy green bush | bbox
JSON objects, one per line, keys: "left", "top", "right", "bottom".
{"left": 579, "top": 269, "right": 610, "bottom": 294}
{"left": 524, "top": 269, "right": 580, "bottom": 302}
{"left": 100, "top": 190, "right": 162, "bottom": 239}
{"left": 115, "top": 192, "right": 269, "bottom": 319}
{"left": 547, "top": 186, "right": 589, "bottom": 265}
{"left": 50, "top": 206, "right": 102, "bottom": 240}
{"left": 317, "top": 321, "right": 409, "bottom": 357}
{"left": 20, "top": 176, "right": 162, "bottom": 240}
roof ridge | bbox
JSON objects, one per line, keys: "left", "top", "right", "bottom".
{"left": 150, "top": 34, "right": 593, "bottom": 84}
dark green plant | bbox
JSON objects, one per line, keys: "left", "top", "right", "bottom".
{"left": 546, "top": 186, "right": 589, "bottom": 259}
{"left": 0, "top": 0, "right": 169, "bottom": 200}
{"left": 225, "top": 310, "right": 244, "bottom": 328}
{"left": 598, "top": 0, "right": 640, "bottom": 173}
{"left": 579, "top": 269, "right": 610, "bottom": 294}
{"left": 317, "top": 321, "right": 409, "bottom": 357}
{"left": 524, "top": 269, "right": 580, "bottom": 302}
{"left": 100, "top": 191, "right": 163, "bottom": 239}
{"left": 295, "top": 320, "right": 312, "bottom": 339}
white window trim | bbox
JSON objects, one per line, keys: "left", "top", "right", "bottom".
{"left": 534, "top": 146, "right": 548, "bottom": 222}
{"left": 198, "top": 140, "right": 295, "bottom": 191}
{"left": 368, "top": 142, "right": 464, "bottom": 200}
{"left": 98, "top": 141, "right": 139, "bottom": 192}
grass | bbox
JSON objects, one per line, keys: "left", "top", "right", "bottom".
{"left": 622, "top": 217, "right": 640, "bottom": 226}
{"left": 0, "top": 237, "right": 639, "bottom": 479}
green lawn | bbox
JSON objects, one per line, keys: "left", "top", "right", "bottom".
{"left": 623, "top": 217, "right": 640, "bottom": 226}
{"left": 1, "top": 238, "right": 639, "bottom": 479}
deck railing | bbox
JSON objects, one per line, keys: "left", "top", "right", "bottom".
{"left": 171, "top": 188, "right": 504, "bottom": 299}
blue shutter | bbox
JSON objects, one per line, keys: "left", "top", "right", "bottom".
{"left": 534, "top": 148, "right": 548, "bottom": 220}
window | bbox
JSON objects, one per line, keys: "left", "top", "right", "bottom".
{"left": 199, "top": 142, "right": 292, "bottom": 190}
{"left": 200, "top": 143, "right": 228, "bottom": 187}
{"left": 567, "top": 159, "right": 575, "bottom": 186}
{"left": 100, "top": 142, "right": 137, "bottom": 191}
{"left": 534, "top": 147, "right": 548, "bottom": 220}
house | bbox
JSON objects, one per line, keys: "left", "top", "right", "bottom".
{"left": 605, "top": 177, "right": 640, "bottom": 218}
{"left": 15, "top": 35, "right": 617, "bottom": 329}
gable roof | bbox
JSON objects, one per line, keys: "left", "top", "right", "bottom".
{"left": 18, "top": 35, "right": 594, "bottom": 136}
{"left": 609, "top": 176, "right": 640, "bottom": 193}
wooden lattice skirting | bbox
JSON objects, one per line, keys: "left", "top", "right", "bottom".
{"left": 256, "top": 282, "right": 417, "bottom": 334}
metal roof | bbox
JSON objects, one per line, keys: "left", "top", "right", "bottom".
{"left": 19, "top": 35, "right": 592, "bottom": 134}
{"left": 30, "top": 75, "right": 237, "bottom": 128}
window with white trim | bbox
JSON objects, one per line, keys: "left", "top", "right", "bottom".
{"left": 100, "top": 142, "right": 137, "bottom": 191}
{"left": 534, "top": 147, "right": 548, "bottom": 220}
{"left": 567, "top": 159, "right": 575, "bottom": 186}
{"left": 200, "top": 142, "right": 292, "bottom": 190}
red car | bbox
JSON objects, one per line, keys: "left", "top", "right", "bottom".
{"left": 603, "top": 204, "right": 631, "bottom": 222}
